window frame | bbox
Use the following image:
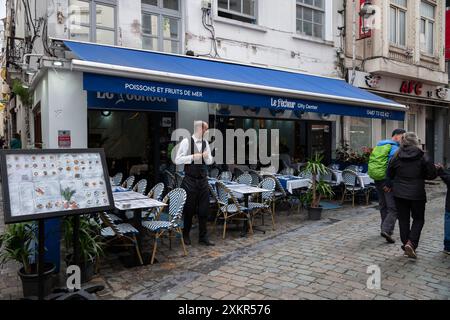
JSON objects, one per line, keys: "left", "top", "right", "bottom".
{"left": 419, "top": 1, "right": 435, "bottom": 55}
{"left": 295, "top": 0, "right": 325, "bottom": 40}
{"left": 389, "top": 1, "right": 407, "bottom": 48}
{"left": 141, "top": 0, "right": 182, "bottom": 54}
{"left": 69, "top": 0, "right": 117, "bottom": 45}
{"left": 217, "top": 0, "right": 258, "bottom": 24}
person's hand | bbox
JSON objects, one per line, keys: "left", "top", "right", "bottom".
{"left": 193, "top": 153, "right": 203, "bottom": 162}
{"left": 435, "top": 163, "right": 443, "bottom": 169}
{"left": 383, "top": 186, "right": 392, "bottom": 193}
{"left": 202, "top": 151, "right": 209, "bottom": 159}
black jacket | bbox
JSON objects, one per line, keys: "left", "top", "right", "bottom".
{"left": 438, "top": 168, "right": 450, "bottom": 212}
{"left": 387, "top": 145, "right": 437, "bottom": 201}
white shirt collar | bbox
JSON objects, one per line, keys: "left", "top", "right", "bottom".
{"left": 192, "top": 135, "right": 203, "bottom": 143}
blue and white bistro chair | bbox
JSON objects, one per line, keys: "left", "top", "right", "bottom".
{"left": 112, "top": 172, "right": 123, "bottom": 186}
{"left": 142, "top": 188, "right": 187, "bottom": 264}
{"left": 99, "top": 212, "right": 144, "bottom": 265}
{"left": 214, "top": 181, "right": 252, "bottom": 239}
{"left": 218, "top": 171, "right": 233, "bottom": 182}
{"left": 122, "top": 175, "right": 136, "bottom": 190}
{"left": 143, "top": 182, "right": 166, "bottom": 220}
{"left": 133, "top": 179, "right": 148, "bottom": 195}
{"left": 235, "top": 173, "right": 252, "bottom": 186}
{"left": 248, "top": 177, "right": 276, "bottom": 230}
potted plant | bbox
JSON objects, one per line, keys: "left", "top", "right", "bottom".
{"left": 0, "top": 223, "right": 56, "bottom": 298}
{"left": 301, "top": 154, "right": 335, "bottom": 220}
{"left": 63, "top": 216, "right": 104, "bottom": 283}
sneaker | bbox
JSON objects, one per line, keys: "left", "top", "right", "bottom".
{"left": 199, "top": 238, "right": 215, "bottom": 246}
{"left": 404, "top": 242, "right": 417, "bottom": 259}
{"left": 381, "top": 232, "right": 395, "bottom": 244}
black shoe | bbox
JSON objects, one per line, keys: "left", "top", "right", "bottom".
{"left": 199, "top": 239, "right": 215, "bottom": 246}
{"left": 183, "top": 236, "right": 191, "bottom": 246}
{"left": 381, "top": 232, "right": 395, "bottom": 244}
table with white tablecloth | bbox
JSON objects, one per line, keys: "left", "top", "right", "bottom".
{"left": 275, "top": 175, "right": 311, "bottom": 194}
{"left": 332, "top": 170, "right": 374, "bottom": 187}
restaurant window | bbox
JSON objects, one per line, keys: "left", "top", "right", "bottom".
{"left": 420, "top": 1, "right": 435, "bottom": 55}
{"left": 349, "top": 117, "right": 372, "bottom": 151}
{"left": 296, "top": 0, "right": 325, "bottom": 39}
{"left": 389, "top": 0, "right": 407, "bottom": 47}
{"left": 218, "top": 0, "right": 257, "bottom": 24}
{"left": 69, "top": 0, "right": 117, "bottom": 45}
{"left": 142, "top": 0, "right": 181, "bottom": 54}
{"left": 408, "top": 113, "right": 417, "bottom": 132}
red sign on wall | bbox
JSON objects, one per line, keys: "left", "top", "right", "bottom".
{"left": 400, "top": 81, "right": 423, "bottom": 96}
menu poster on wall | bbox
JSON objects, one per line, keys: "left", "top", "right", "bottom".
{"left": 58, "top": 130, "right": 71, "bottom": 148}
{"left": 0, "top": 149, "right": 114, "bottom": 224}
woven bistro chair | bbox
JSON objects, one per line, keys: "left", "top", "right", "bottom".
{"left": 112, "top": 172, "right": 123, "bottom": 186}
{"left": 122, "top": 175, "right": 136, "bottom": 190}
{"left": 142, "top": 188, "right": 187, "bottom": 264}
{"left": 341, "top": 170, "right": 363, "bottom": 207}
{"left": 214, "top": 181, "right": 253, "bottom": 239}
{"left": 233, "top": 167, "right": 245, "bottom": 179}
{"left": 218, "top": 171, "right": 233, "bottom": 182}
{"left": 269, "top": 174, "right": 297, "bottom": 214}
{"left": 98, "top": 212, "right": 144, "bottom": 265}
{"left": 248, "top": 170, "right": 262, "bottom": 187}
{"left": 133, "top": 179, "right": 148, "bottom": 195}
{"left": 248, "top": 177, "right": 276, "bottom": 230}
{"left": 235, "top": 173, "right": 252, "bottom": 186}
{"left": 143, "top": 182, "right": 166, "bottom": 220}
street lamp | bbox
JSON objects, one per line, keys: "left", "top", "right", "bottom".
{"left": 359, "top": 0, "right": 376, "bottom": 34}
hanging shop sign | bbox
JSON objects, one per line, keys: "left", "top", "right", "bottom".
{"left": 87, "top": 91, "right": 178, "bottom": 112}
{"left": 83, "top": 73, "right": 405, "bottom": 121}
{"left": 0, "top": 149, "right": 114, "bottom": 224}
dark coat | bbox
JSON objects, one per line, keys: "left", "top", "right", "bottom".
{"left": 438, "top": 168, "right": 450, "bottom": 212}
{"left": 387, "top": 145, "right": 437, "bottom": 201}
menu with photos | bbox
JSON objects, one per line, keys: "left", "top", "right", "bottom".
{"left": 4, "top": 152, "right": 111, "bottom": 219}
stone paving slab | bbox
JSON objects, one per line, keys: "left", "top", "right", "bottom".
{"left": 0, "top": 183, "right": 449, "bottom": 300}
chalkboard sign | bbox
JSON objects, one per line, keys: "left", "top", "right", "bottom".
{"left": 0, "top": 149, "right": 114, "bottom": 224}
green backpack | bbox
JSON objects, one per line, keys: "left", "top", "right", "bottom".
{"left": 368, "top": 144, "right": 392, "bottom": 181}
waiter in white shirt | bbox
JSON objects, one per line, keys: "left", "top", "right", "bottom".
{"left": 175, "top": 121, "right": 215, "bottom": 246}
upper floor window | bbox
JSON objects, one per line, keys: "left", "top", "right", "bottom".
{"left": 69, "top": 0, "right": 117, "bottom": 45}
{"left": 296, "top": 0, "right": 324, "bottom": 39}
{"left": 389, "top": 0, "right": 407, "bottom": 47}
{"left": 141, "top": 0, "right": 181, "bottom": 54}
{"left": 218, "top": 0, "right": 257, "bottom": 24}
{"left": 420, "top": 1, "right": 435, "bottom": 55}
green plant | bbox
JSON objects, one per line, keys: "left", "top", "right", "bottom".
{"left": 11, "top": 80, "right": 33, "bottom": 107}
{"left": 63, "top": 216, "right": 104, "bottom": 264}
{"left": 301, "top": 154, "right": 334, "bottom": 208}
{"left": 61, "top": 188, "right": 76, "bottom": 201}
{"left": 336, "top": 143, "right": 372, "bottom": 165}
{"left": 0, "top": 223, "right": 36, "bottom": 274}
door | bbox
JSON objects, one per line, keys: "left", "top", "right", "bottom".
{"left": 33, "top": 103, "right": 42, "bottom": 149}
{"left": 307, "top": 122, "right": 332, "bottom": 164}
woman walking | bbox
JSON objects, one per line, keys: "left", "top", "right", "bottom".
{"left": 387, "top": 132, "right": 437, "bottom": 259}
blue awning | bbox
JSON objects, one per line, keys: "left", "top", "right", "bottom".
{"left": 63, "top": 40, "right": 406, "bottom": 120}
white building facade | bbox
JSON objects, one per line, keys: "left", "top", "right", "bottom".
{"left": 343, "top": 0, "right": 449, "bottom": 164}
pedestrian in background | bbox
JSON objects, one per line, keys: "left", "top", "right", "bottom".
{"left": 436, "top": 164, "right": 450, "bottom": 255}
{"left": 387, "top": 132, "right": 437, "bottom": 259}
{"left": 368, "top": 128, "right": 405, "bottom": 244}
{"left": 10, "top": 133, "right": 22, "bottom": 149}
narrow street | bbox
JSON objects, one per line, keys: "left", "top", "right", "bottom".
{"left": 1, "top": 184, "right": 448, "bottom": 300}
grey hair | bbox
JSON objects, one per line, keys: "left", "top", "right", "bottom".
{"left": 401, "top": 132, "right": 420, "bottom": 147}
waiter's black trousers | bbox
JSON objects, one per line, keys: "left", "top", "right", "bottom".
{"left": 181, "top": 175, "right": 210, "bottom": 240}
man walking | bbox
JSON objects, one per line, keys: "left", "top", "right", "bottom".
{"left": 175, "top": 121, "right": 215, "bottom": 246}
{"left": 368, "top": 128, "right": 405, "bottom": 243}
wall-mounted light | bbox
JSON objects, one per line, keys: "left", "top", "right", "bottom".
{"left": 52, "top": 61, "right": 63, "bottom": 67}
{"left": 101, "top": 110, "right": 112, "bottom": 117}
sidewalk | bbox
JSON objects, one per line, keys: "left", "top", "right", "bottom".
{"left": 0, "top": 183, "right": 449, "bottom": 300}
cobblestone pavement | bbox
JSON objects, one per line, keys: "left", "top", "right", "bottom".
{"left": 1, "top": 183, "right": 449, "bottom": 300}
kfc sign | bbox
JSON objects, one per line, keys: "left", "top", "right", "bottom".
{"left": 400, "top": 81, "right": 423, "bottom": 96}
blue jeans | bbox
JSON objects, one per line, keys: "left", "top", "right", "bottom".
{"left": 445, "top": 211, "right": 450, "bottom": 251}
